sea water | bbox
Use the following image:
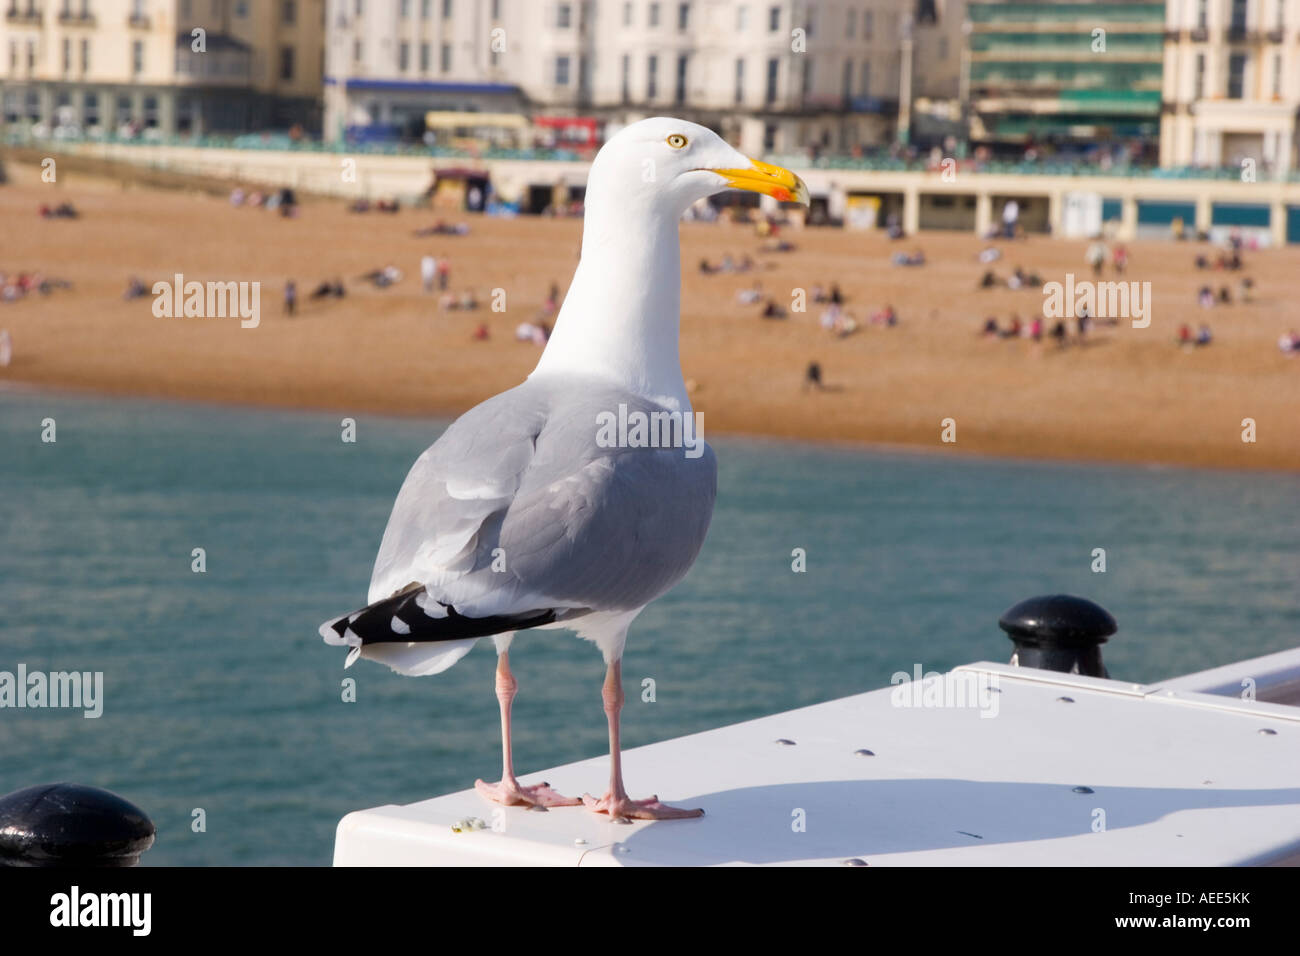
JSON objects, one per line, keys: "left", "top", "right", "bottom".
{"left": 0, "top": 389, "right": 1296, "bottom": 864}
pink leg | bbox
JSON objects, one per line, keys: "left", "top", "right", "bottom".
{"left": 475, "top": 651, "right": 580, "bottom": 808}
{"left": 583, "top": 659, "right": 704, "bottom": 821}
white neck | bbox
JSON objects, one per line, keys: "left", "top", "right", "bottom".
{"left": 530, "top": 188, "right": 690, "bottom": 412}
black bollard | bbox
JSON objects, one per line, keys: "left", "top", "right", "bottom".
{"left": 0, "top": 783, "right": 155, "bottom": 867}
{"left": 999, "top": 594, "right": 1116, "bottom": 678}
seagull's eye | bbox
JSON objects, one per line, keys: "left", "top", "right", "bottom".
{"left": 666, "top": 134, "right": 688, "bottom": 149}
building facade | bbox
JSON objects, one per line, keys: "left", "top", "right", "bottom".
{"left": 323, "top": 0, "right": 924, "bottom": 154}
{"left": 1161, "top": 0, "right": 1299, "bottom": 173}
{"left": 964, "top": 1, "right": 1166, "bottom": 154}
{"left": 0, "top": 0, "right": 325, "bottom": 136}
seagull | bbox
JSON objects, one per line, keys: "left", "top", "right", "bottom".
{"left": 321, "top": 118, "right": 809, "bottom": 821}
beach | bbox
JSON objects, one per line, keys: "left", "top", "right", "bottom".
{"left": 2, "top": 159, "right": 1297, "bottom": 471}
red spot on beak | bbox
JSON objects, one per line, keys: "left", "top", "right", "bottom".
{"left": 772, "top": 187, "right": 791, "bottom": 202}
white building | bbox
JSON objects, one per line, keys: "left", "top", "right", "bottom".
{"left": 324, "top": 0, "right": 923, "bottom": 154}
{"left": 1162, "top": 0, "right": 1300, "bottom": 174}
{"left": 0, "top": 0, "right": 326, "bottom": 136}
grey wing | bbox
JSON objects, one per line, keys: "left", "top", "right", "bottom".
{"left": 369, "top": 379, "right": 717, "bottom": 620}
{"left": 367, "top": 384, "right": 545, "bottom": 605}
{"left": 499, "top": 415, "right": 718, "bottom": 613}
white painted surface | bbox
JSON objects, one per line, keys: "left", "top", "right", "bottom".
{"left": 334, "top": 660, "right": 1300, "bottom": 867}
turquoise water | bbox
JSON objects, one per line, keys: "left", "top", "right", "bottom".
{"left": 0, "top": 389, "right": 1296, "bottom": 865}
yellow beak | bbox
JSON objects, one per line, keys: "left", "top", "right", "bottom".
{"left": 712, "top": 158, "right": 810, "bottom": 206}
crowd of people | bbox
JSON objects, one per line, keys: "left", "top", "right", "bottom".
{"left": 230, "top": 187, "right": 298, "bottom": 218}
{"left": 39, "top": 202, "right": 79, "bottom": 220}
{"left": 348, "top": 198, "right": 401, "bottom": 214}
{"left": 979, "top": 311, "right": 1106, "bottom": 348}
{"left": 2, "top": 270, "right": 73, "bottom": 303}
{"left": 978, "top": 265, "right": 1044, "bottom": 290}
{"left": 699, "top": 253, "right": 757, "bottom": 275}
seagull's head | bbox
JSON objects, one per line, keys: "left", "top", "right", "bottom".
{"left": 588, "top": 117, "right": 809, "bottom": 218}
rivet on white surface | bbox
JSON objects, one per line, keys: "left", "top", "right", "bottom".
{"left": 775, "top": 738, "right": 797, "bottom": 746}
{"left": 574, "top": 838, "right": 587, "bottom": 846}
{"left": 1259, "top": 728, "right": 1278, "bottom": 736}
{"left": 841, "top": 858, "right": 869, "bottom": 867}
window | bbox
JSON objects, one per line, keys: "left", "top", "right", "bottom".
{"left": 842, "top": 58, "right": 852, "bottom": 100}
{"left": 442, "top": 0, "right": 452, "bottom": 17}
{"left": 181, "top": 0, "right": 192, "bottom": 17}
{"left": 1194, "top": 52, "right": 1205, "bottom": 98}
{"left": 1196, "top": 0, "right": 1207, "bottom": 30}
{"left": 399, "top": 41, "right": 409, "bottom": 71}
{"left": 61, "top": 38, "right": 71, "bottom": 73}
{"left": 117, "top": 94, "right": 131, "bottom": 125}
{"left": 234, "top": 0, "right": 248, "bottom": 16}
{"left": 647, "top": 53, "right": 658, "bottom": 98}
{"left": 675, "top": 53, "right": 688, "bottom": 103}
{"left": 26, "top": 39, "right": 34, "bottom": 71}
{"left": 84, "top": 91, "right": 99, "bottom": 125}
{"left": 132, "top": 39, "right": 143, "bottom": 74}
{"left": 623, "top": 1, "right": 632, "bottom": 26}
{"left": 80, "top": 37, "right": 89, "bottom": 72}
{"left": 678, "top": 2, "right": 689, "bottom": 30}
{"left": 768, "top": 5, "right": 779, "bottom": 31}
{"left": 280, "top": 46, "right": 294, "bottom": 80}
{"left": 860, "top": 61, "right": 870, "bottom": 96}
{"left": 421, "top": 0, "right": 431, "bottom": 19}
{"left": 282, "top": 0, "right": 296, "bottom": 25}
{"left": 579, "top": 54, "right": 590, "bottom": 93}
{"left": 1230, "top": 0, "right": 1247, "bottom": 31}
{"left": 1227, "top": 52, "right": 1246, "bottom": 98}
{"left": 621, "top": 53, "right": 630, "bottom": 101}
{"left": 802, "top": 57, "right": 812, "bottom": 97}
{"left": 555, "top": 54, "right": 571, "bottom": 85}
{"left": 648, "top": 2, "right": 659, "bottom": 27}
{"left": 766, "top": 56, "right": 778, "bottom": 102}
{"left": 865, "top": 10, "right": 874, "bottom": 37}
{"left": 735, "top": 57, "right": 744, "bottom": 103}
{"left": 419, "top": 42, "right": 430, "bottom": 71}
{"left": 353, "top": 39, "right": 362, "bottom": 61}
{"left": 804, "top": 9, "right": 814, "bottom": 37}
{"left": 558, "top": 3, "right": 571, "bottom": 27}
{"left": 492, "top": 0, "right": 501, "bottom": 19}
{"left": 847, "top": 9, "right": 855, "bottom": 37}
{"left": 440, "top": 43, "right": 451, "bottom": 71}
{"left": 356, "top": 0, "right": 364, "bottom": 17}
{"left": 1273, "top": 53, "right": 1282, "bottom": 96}
{"left": 400, "top": 0, "right": 410, "bottom": 16}
{"left": 737, "top": 5, "right": 747, "bottom": 30}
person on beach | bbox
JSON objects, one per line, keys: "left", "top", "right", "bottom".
{"left": 1085, "top": 240, "right": 1107, "bottom": 277}
{"left": 803, "top": 361, "right": 825, "bottom": 392}
{"left": 284, "top": 280, "right": 297, "bottom": 316}
{"left": 0, "top": 329, "right": 12, "bottom": 367}
{"left": 421, "top": 255, "right": 437, "bottom": 294}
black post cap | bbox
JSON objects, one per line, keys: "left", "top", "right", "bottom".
{"left": 0, "top": 783, "right": 155, "bottom": 867}
{"left": 999, "top": 594, "right": 1117, "bottom": 678}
